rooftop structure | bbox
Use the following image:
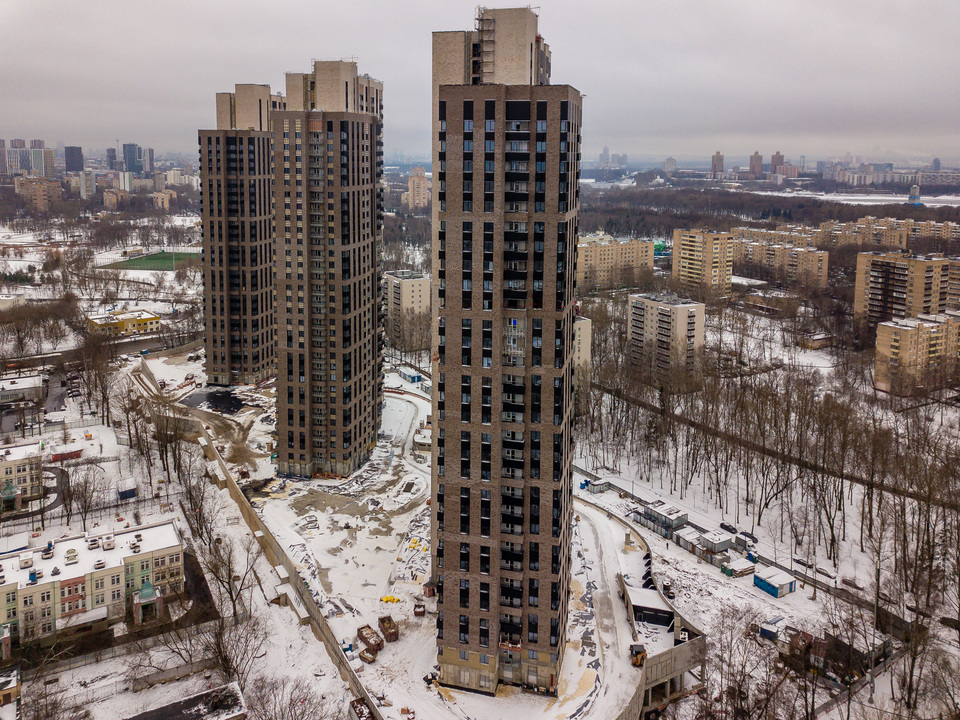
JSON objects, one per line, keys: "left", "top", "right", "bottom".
{"left": 124, "top": 682, "right": 246, "bottom": 720}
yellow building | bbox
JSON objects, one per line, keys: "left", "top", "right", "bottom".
{"left": 732, "top": 238, "right": 829, "bottom": 288}
{"left": 671, "top": 229, "right": 733, "bottom": 296}
{"left": 0, "top": 442, "right": 43, "bottom": 511}
{"left": 87, "top": 309, "right": 161, "bottom": 336}
{"left": 874, "top": 311, "right": 960, "bottom": 394}
{"left": 13, "top": 176, "right": 61, "bottom": 213}
{"left": 853, "top": 252, "right": 955, "bottom": 325}
{"left": 576, "top": 232, "right": 655, "bottom": 291}
{"left": 0, "top": 522, "right": 184, "bottom": 644}
{"left": 406, "top": 166, "right": 431, "bottom": 210}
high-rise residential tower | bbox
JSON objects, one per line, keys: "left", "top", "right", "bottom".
{"left": 711, "top": 151, "right": 723, "bottom": 178}
{"left": 273, "top": 61, "right": 385, "bottom": 479}
{"left": 749, "top": 151, "right": 762, "bottom": 177}
{"left": 199, "top": 83, "right": 282, "bottom": 387}
{"left": 770, "top": 150, "right": 785, "bottom": 175}
{"left": 430, "top": 7, "right": 581, "bottom": 696}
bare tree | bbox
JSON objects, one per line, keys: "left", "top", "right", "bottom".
{"left": 246, "top": 675, "right": 345, "bottom": 720}
{"left": 73, "top": 463, "right": 107, "bottom": 532}
{"left": 201, "top": 533, "right": 262, "bottom": 624}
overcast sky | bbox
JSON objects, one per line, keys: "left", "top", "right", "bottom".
{"left": 2, "top": 1, "right": 958, "bottom": 164}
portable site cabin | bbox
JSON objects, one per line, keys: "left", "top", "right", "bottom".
{"left": 398, "top": 368, "right": 422, "bottom": 384}
{"left": 754, "top": 565, "right": 796, "bottom": 598}
{"left": 117, "top": 477, "right": 137, "bottom": 501}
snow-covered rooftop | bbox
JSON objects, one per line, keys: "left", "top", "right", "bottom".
{"left": 0, "top": 521, "right": 181, "bottom": 590}
{"left": 0, "top": 442, "right": 42, "bottom": 463}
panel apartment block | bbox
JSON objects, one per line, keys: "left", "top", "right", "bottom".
{"left": 672, "top": 229, "right": 733, "bottom": 296}
{"left": 430, "top": 7, "right": 580, "bottom": 696}
{"left": 274, "top": 61, "right": 385, "bottom": 479}
{"left": 200, "top": 84, "right": 282, "bottom": 386}
{"left": 628, "top": 292, "right": 705, "bottom": 375}
{"left": 853, "top": 251, "right": 954, "bottom": 326}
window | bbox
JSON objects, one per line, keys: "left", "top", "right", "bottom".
{"left": 22, "top": 597, "right": 33, "bottom": 607}
{"left": 111, "top": 589, "right": 122, "bottom": 602}
{"left": 40, "top": 591, "right": 50, "bottom": 602}
{"left": 94, "top": 578, "right": 104, "bottom": 590}
{"left": 112, "top": 574, "right": 121, "bottom": 585}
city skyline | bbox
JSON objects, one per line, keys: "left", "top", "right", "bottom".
{"left": 3, "top": 1, "right": 959, "bottom": 161}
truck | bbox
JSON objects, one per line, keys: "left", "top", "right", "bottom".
{"left": 357, "top": 624, "right": 384, "bottom": 652}
{"left": 378, "top": 615, "right": 399, "bottom": 642}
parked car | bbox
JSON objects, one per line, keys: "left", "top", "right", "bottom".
{"left": 720, "top": 522, "right": 737, "bottom": 535}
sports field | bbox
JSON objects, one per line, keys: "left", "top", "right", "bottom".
{"left": 104, "top": 251, "right": 201, "bottom": 271}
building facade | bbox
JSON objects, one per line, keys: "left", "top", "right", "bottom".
{"left": 853, "top": 251, "right": 954, "bottom": 325}
{"left": 384, "top": 270, "right": 430, "bottom": 351}
{"left": 576, "top": 232, "right": 654, "bottom": 291}
{"left": 749, "top": 152, "right": 762, "bottom": 177}
{"left": 671, "top": 229, "right": 733, "bottom": 296}
{"left": 0, "top": 522, "right": 183, "bottom": 645}
{"left": 200, "top": 84, "right": 279, "bottom": 387}
{"left": 874, "top": 312, "right": 960, "bottom": 394}
{"left": 430, "top": 7, "right": 579, "bottom": 696}
{"left": 628, "top": 292, "right": 705, "bottom": 375}
{"left": 0, "top": 442, "right": 43, "bottom": 512}
{"left": 13, "top": 176, "right": 61, "bottom": 212}
{"left": 273, "top": 60, "right": 385, "bottom": 479}
{"left": 731, "top": 238, "right": 829, "bottom": 288}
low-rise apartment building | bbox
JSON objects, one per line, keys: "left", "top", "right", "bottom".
{"left": 576, "top": 232, "right": 655, "bottom": 291}
{"left": 87, "top": 309, "right": 161, "bottom": 336}
{"left": 671, "top": 229, "right": 733, "bottom": 296}
{"left": 0, "top": 521, "right": 184, "bottom": 646}
{"left": 0, "top": 442, "right": 43, "bottom": 511}
{"left": 628, "top": 292, "right": 705, "bottom": 375}
{"left": 874, "top": 311, "right": 960, "bottom": 394}
{"left": 0, "top": 374, "right": 47, "bottom": 406}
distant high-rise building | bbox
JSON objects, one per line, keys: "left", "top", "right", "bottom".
{"left": 29, "top": 139, "right": 44, "bottom": 150}
{"left": 711, "top": 151, "right": 724, "bottom": 178}
{"left": 64, "top": 146, "right": 84, "bottom": 173}
{"left": 407, "top": 166, "right": 431, "bottom": 209}
{"left": 431, "top": 6, "right": 579, "bottom": 697}
{"left": 770, "top": 150, "right": 785, "bottom": 175}
{"left": 749, "top": 151, "right": 762, "bottom": 177}
{"left": 933, "top": 157, "right": 941, "bottom": 172}
{"left": 0, "top": 140, "right": 6, "bottom": 176}
{"left": 663, "top": 156, "right": 677, "bottom": 173}
{"left": 6, "top": 140, "right": 30, "bottom": 176}
{"left": 600, "top": 145, "right": 610, "bottom": 165}
{"left": 273, "top": 60, "right": 385, "bottom": 479}
{"left": 200, "top": 83, "right": 281, "bottom": 388}
{"left": 122, "top": 143, "right": 143, "bottom": 175}
{"left": 143, "top": 148, "right": 154, "bottom": 175}
{"left": 672, "top": 229, "right": 734, "bottom": 296}
{"left": 105, "top": 148, "right": 117, "bottom": 170}
{"left": 80, "top": 171, "right": 97, "bottom": 200}
{"left": 799, "top": 155, "right": 806, "bottom": 172}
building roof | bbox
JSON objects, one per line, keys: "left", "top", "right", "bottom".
{"left": 124, "top": 682, "right": 246, "bottom": 720}
{"left": 630, "top": 292, "right": 703, "bottom": 309}
{"left": 0, "top": 374, "right": 46, "bottom": 392}
{"left": 0, "top": 520, "right": 181, "bottom": 590}
{"left": 0, "top": 442, "right": 42, "bottom": 463}
{"left": 755, "top": 564, "right": 795, "bottom": 587}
